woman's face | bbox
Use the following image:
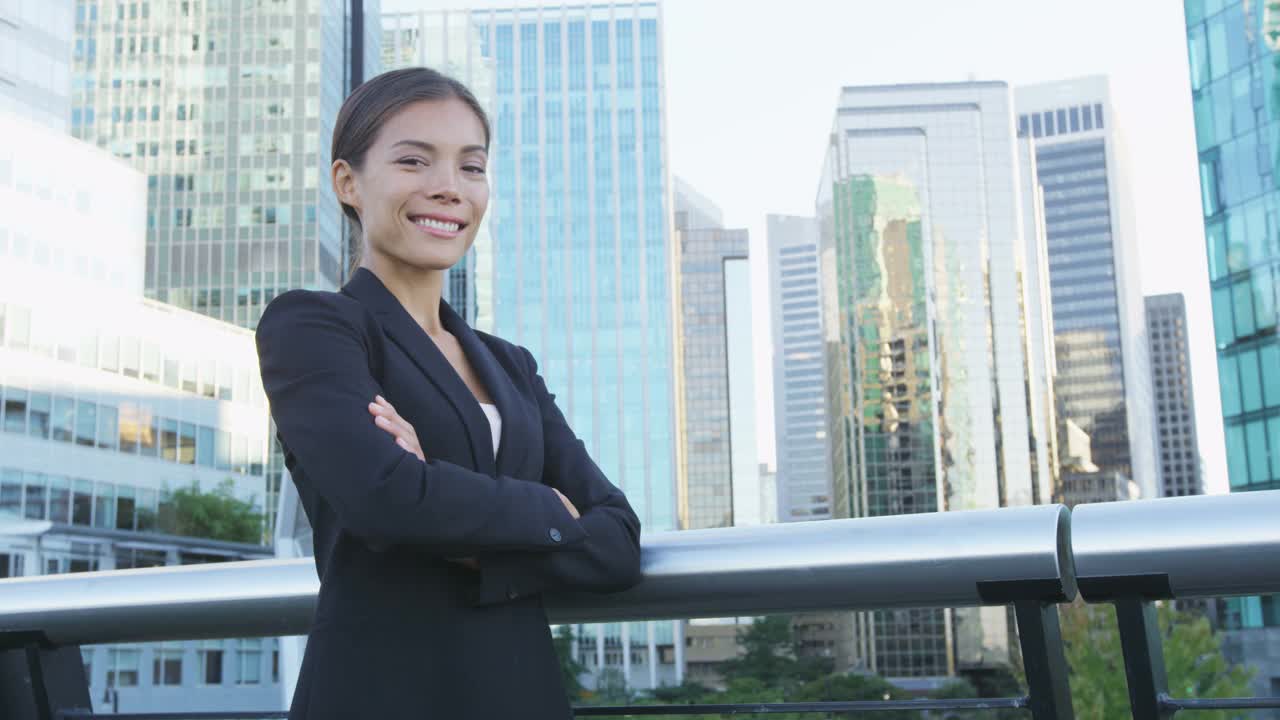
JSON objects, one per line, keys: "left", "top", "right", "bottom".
{"left": 334, "top": 98, "right": 489, "bottom": 274}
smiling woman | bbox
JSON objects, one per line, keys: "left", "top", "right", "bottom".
{"left": 254, "top": 67, "right": 644, "bottom": 720}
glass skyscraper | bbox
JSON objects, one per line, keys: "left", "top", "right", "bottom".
{"left": 818, "top": 82, "right": 1056, "bottom": 679}
{"left": 70, "top": 0, "right": 381, "bottom": 327}
{"left": 380, "top": 3, "right": 680, "bottom": 690}
{"left": 766, "top": 214, "right": 833, "bottom": 523}
{"left": 1015, "top": 76, "right": 1158, "bottom": 506}
{"left": 1184, "top": 0, "right": 1280, "bottom": 697}
{"left": 674, "top": 179, "right": 750, "bottom": 530}
{"left": 1144, "top": 293, "right": 1205, "bottom": 498}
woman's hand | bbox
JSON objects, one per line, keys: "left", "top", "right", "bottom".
{"left": 368, "top": 395, "right": 425, "bottom": 462}
{"left": 553, "top": 488, "right": 580, "bottom": 519}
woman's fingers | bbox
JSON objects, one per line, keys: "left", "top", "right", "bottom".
{"left": 369, "top": 396, "right": 425, "bottom": 462}
{"left": 553, "top": 488, "right": 581, "bottom": 519}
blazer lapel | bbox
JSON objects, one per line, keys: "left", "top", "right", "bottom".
{"left": 440, "top": 302, "right": 531, "bottom": 478}
{"left": 341, "top": 268, "right": 492, "bottom": 474}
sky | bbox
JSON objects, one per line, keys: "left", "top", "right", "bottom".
{"left": 660, "top": 0, "right": 1229, "bottom": 495}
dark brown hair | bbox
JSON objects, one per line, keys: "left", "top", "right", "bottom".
{"left": 331, "top": 67, "right": 491, "bottom": 266}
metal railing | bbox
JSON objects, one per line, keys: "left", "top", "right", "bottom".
{"left": 0, "top": 491, "right": 1277, "bottom": 720}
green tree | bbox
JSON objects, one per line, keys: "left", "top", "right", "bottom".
{"left": 158, "top": 479, "right": 264, "bottom": 544}
{"left": 718, "top": 615, "right": 833, "bottom": 695}
{"left": 792, "top": 672, "right": 920, "bottom": 719}
{"left": 1059, "top": 599, "right": 1253, "bottom": 719}
{"left": 551, "top": 625, "right": 588, "bottom": 701}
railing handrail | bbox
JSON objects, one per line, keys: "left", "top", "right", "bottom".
{"left": 0, "top": 491, "right": 1276, "bottom": 648}
{"left": 0, "top": 503, "right": 1071, "bottom": 646}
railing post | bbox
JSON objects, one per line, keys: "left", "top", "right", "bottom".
{"left": 0, "top": 633, "right": 92, "bottom": 720}
{"left": 1014, "top": 599, "right": 1075, "bottom": 720}
{"left": 1113, "top": 598, "right": 1175, "bottom": 720}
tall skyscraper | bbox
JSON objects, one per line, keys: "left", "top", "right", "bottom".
{"left": 380, "top": 3, "right": 680, "bottom": 691}
{"left": 674, "top": 178, "right": 752, "bottom": 530}
{"left": 818, "top": 82, "right": 1056, "bottom": 680}
{"left": 1183, "top": 0, "right": 1280, "bottom": 698}
{"left": 1015, "top": 76, "right": 1158, "bottom": 506}
{"left": 71, "top": 0, "right": 381, "bottom": 326}
{"left": 766, "top": 214, "right": 832, "bottom": 523}
{"left": 1145, "top": 293, "right": 1204, "bottom": 498}
{"left": 0, "top": 0, "right": 72, "bottom": 130}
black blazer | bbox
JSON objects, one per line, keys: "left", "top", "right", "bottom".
{"left": 255, "top": 267, "right": 643, "bottom": 719}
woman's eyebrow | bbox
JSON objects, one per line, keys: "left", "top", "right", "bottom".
{"left": 391, "top": 139, "right": 487, "bottom": 155}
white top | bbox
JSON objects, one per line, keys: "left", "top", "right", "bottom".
{"left": 479, "top": 402, "right": 502, "bottom": 459}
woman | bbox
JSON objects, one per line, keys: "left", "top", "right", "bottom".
{"left": 255, "top": 67, "right": 643, "bottom": 719}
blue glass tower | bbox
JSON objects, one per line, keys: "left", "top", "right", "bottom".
{"left": 1184, "top": 0, "right": 1280, "bottom": 694}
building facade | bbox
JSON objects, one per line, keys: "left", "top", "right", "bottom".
{"left": 380, "top": 3, "right": 681, "bottom": 691}
{"left": 674, "top": 179, "right": 752, "bottom": 530}
{"left": 818, "top": 82, "right": 1056, "bottom": 680}
{"left": 1015, "top": 76, "right": 1157, "bottom": 506}
{"left": 766, "top": 214, "right": 832, "bottom": 523}
{"left": 1145, "top": 293, "right": 1204, "bottom": 497}
{"left": 0, "top": 108, "right": 276, "bottom": 714}
{"left": 0, "top": 0, "right": 72, "bottom": 131}
{"left": 1184, "top": 0, "right": 1280, "bottom": 700}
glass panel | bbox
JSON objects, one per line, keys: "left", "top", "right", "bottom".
{"left": 179, "top": 422, "right": 196, "bottom": 464}
{"left": 52, "top": 396, "right": 75, "bottom": 442}
{"left": 1240, "top": 349, "right": 1263, "bottom": 413}
{"left": 164, "top": 357, "right": 180, "bottom": 389}
{"left": 1269, "top": 417, "right": 1280, "bottom": 481}
{"left": 28, "top": 392, "right": 50, "bottom": 439}
{"left": 137, "top": 488, "right": 157, "bottom": 531}
{"left": 1263, "top": 343, "right": 1280, "bottom": 408}
{"left": 72, "top": 479, "right": 92, "bottom": 525}
{"left": 1233, "top": 278, "right": 1257, "bottom": 339}
{"left": 215, "top": 430, "right": 231, "bottom": 470}
{"left": 0, "top": 469, "right": 21, "bottom": 518}
{"left": 1226, "top": 424, "right": 1249, "bottom": 487}
{"left": 161, "top": 418, "right": 179, "bottom": 462}
{"left": 116, "top": 485, "right": 136, "bottom": 530}
{"left": 197, "top": 426, "right": 215, "bottom": 467}
{"left": 141, "top": 414, "right": 159, "bottom": 457}
{"left": 1219, "top": 352, "right": 1241, "bottom": 417}
{"left": 94, "top": 482, "right": 115, "bottom": 529}
{"left": 121, "top": 338, "right": 140, "bottom": 378}
{"left": 97, "top": 404, "right": 118, "bottom": 450}
{"left": 3, "top": 387, "right": 27, "bottom": 433}
{"left": 23, "top": 473, "right": 46, "bottom": 520}
{"left": 5, "top": 306, "right": 30, "bottom": 349}
{"left": 1255, "top": 267, "right": 1277, "bottom": 330}
{"left": 75, "top": 400, "right": 97, "bottom": 446}
{"left": 1247, "top": 420, "right": 1270, "bottom": 484}
{"left": 142, "top": 343, "right": 160, "bottom": 382}
{"left": 48, "top": 476, "right": 71, "bottom": 523}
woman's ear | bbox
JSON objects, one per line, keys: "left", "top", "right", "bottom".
{"left": 332, "top": 159, "right": 360, "bottom": 214}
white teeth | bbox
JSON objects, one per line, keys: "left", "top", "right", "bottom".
{"left": 413, "top": 217, "right": 461, "bottom": 232}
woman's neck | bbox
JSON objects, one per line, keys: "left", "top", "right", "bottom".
{"left": 359, "top": 257, "right": 448, "bottom": 335}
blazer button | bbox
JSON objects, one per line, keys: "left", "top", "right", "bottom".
{"left": 549, "top": 528, "right": 563, "bottom": 543}
{"left": 507, "top": 587, "right": 519, "bottom": 600}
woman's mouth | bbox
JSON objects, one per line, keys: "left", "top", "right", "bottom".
{"left": 409, "top": 214, "right": 467, "bottom": 238}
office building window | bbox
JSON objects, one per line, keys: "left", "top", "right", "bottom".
{"left": 106, "top": 648, "right": 140, "bottom": 687}
{"left": 153, "top": 646, "right": 183, "bottom": 686}
{"left": 237, "top": 639, "right": 262, "bottom": 685}
{"left": 198, "top": 641, "right": 224, "bottom": 685}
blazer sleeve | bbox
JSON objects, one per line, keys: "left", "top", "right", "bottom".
{"left": 256, "top": 290, "right": 586, "bottom": 554}
{"left": 473, "top": 346, "right": 643, "bottom": 606}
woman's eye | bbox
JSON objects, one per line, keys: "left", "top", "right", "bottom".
{"left": 398, "top": 158, "right": 426, "bottom": 167}
{"left": 463, "top": 165, "right": 487, "bottom": 175}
